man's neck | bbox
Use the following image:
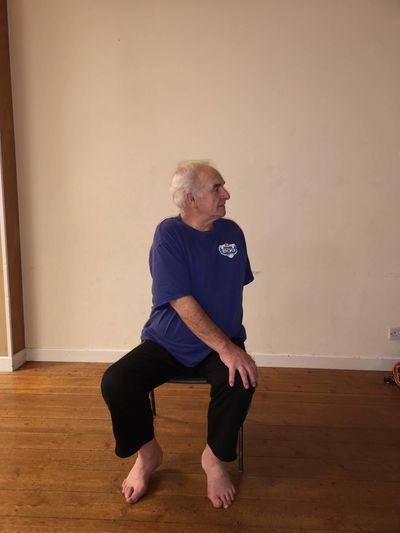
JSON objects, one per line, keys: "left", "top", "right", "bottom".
{"left": 179, "top": 211, "right": 214, "bottom": 232}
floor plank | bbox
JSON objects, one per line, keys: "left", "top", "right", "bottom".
{"left": 0, "top": 363, "right": 399, "bottom": 532}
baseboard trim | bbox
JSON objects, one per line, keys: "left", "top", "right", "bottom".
{"left": 21, "top": 348, "right": 399, "bottom": 371}
{"left": 253, "top": 352, "right": 398, "bottom": 371}
{"left": 0, "top": 356, "right": 12, "bottom": 371}
{"left": 0, "top": 349, "right": 26, "bottom": 372}
{"left": 25, "top": 348, "right": 123, "bottom": 364}
{"left": 12, "top": 349, "right": 27, "bottom": 370}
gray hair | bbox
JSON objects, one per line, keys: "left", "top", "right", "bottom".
{"left": 170, "top": 160, "right": 213, "bottom": 210}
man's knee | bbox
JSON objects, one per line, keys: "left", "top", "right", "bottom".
{"left": 101, "top": 363, "right": 123, "bottom": 402}
{"left": 211, "top": 368, "right": 255, "bottom": 398}
{"left": 230, "top": 376, "right": 255, "bottom": 407}
{"left": 101, "top": 358, "right": 152, "bottom": 404}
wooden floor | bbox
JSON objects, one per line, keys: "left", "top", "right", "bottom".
{"left": 0, "top": 363, "right": 399, "bottom": 532}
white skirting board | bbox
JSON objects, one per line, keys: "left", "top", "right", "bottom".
{"left": 0, "top": 357, "right": 13, "bottom": 371}
{"left": 0, "top": 350, "right": 27, "bottom": 372}
{"left": 253, "top": 353, "right": 398, "bottom": 371}
{"left": 0, "top": 348, "right": 394, "bottom": 372}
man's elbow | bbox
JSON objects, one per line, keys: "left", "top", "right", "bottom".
{"left": 170, "top": 295, "right": 194, "bottom": 311}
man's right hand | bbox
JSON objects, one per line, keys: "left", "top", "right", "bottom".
{"left": 170, "top": 295, "right": 258, "bottom": 389}
{"left": 218, "top": 343, "right": 258, "bottom": 389}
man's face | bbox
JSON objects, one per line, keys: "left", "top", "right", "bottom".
{"left": 194, "top": 167, "right": 231, "bottom": 222}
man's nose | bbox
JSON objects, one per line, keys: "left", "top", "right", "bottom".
{"left": 221, "top": 187, "right": 230, "bottom": 200}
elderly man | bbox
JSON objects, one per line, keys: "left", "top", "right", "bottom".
{"left": 101, "top": 160, "right": 257, "bottom": 509}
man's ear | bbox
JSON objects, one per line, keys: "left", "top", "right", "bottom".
{"left": 184, "top": 191, "right": 197, "bottom": 208}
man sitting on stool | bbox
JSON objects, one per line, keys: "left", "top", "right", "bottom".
{"left": 101, "top": 160, "right": 257, "bottom": 509}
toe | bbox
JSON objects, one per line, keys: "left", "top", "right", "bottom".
{"left": 127, "top": 485, "right": 146, "bottom": 504}
{"left": 211, "top": 496, "right": 223, "bottom": 509}
{"left": 222, "top": 494, "right": 231, "bottom": 509}
{"left": 124, "top": 485, "right": 134, "bottom": 501}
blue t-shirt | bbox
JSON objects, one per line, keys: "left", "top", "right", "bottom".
{"left": 141, "top": 216, "right": 254, "bottom": 367}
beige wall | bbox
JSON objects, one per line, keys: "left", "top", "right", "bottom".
{"left": 7, "top": 0, "right": 400, "bottom": 361}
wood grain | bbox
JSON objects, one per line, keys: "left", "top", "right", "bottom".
{"left": 0, "top": 362, "right": 399, "bottom": 532}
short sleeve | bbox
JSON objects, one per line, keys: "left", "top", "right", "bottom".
{"left": 240, "top": 229, "right": 254, "bottom": 286}
{"left": 150, "top": 240, "right": 192, "bottom": 309}
{"left": 244, "top": 255, "right": 254, "bottom": 285}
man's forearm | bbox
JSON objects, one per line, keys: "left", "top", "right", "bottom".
{"left": 170, "top": 295, "right": 233, "bottom": 354}
{"left": 170, "top": 295, "right": 257, "bottom": 389}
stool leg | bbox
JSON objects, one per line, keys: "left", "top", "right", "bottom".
{"left": 150, "top": 390, "right": 156, "bottom": 416}
{"left": 238, "top": 425, "right": 244, "bottom": 473}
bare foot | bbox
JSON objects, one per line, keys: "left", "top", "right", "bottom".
{"left": 201, "top": 444, "right": 236, "bottom": 509}
{"left": 122, "top": 438, "right": 163, "bottom": 504}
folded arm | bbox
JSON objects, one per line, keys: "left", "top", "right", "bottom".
{"left": 170, "top": 295, "right": 257, "bottom": 389}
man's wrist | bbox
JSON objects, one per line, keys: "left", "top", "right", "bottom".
{"left": 217, "top": 338, "right": 235, "bottom": 357}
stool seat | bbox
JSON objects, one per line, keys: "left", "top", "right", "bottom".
{"left": 150, "top": 378, "right": 244, "bottom": 472}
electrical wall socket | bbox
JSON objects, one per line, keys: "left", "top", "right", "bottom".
{"left": 388, "top": 327, "right": 400, "bottom": 340}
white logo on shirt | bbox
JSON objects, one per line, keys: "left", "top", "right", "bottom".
{"left": 218, "top": 243, "right": 238, "bottom": 258}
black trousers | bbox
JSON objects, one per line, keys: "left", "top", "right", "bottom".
{"left": 101, "top": 339, "right": 255, "bottom": 462}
